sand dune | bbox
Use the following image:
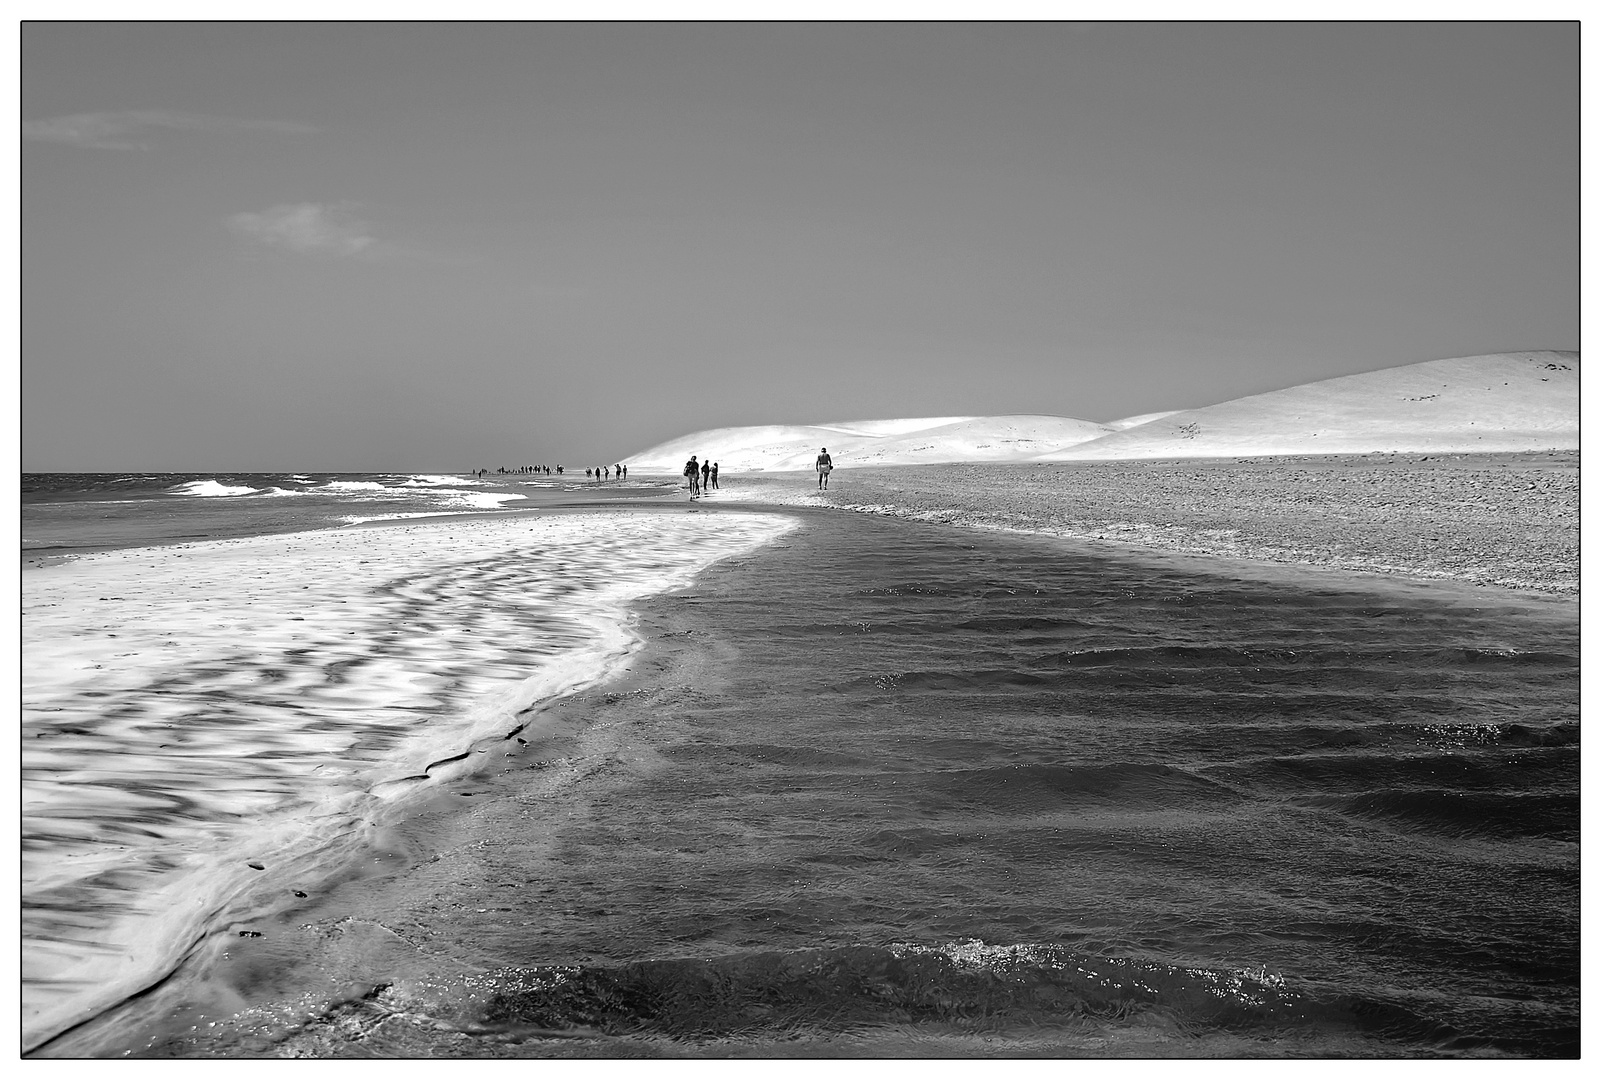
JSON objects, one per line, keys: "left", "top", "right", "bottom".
{"left": 1103, "top": 410, "right": 1183, "bottom": 431}
{"left": 1038, "top": 351, "right": 1578, "bottom": 460}
{"left": 627, "top": 351, "right": 1576, "bottom": 470}
{"left": 624, "top": 414, "right": 1116, "bottom": 472}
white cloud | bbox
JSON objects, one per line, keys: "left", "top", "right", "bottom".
{"left": 22, "top": 110, "right": 316, "bottom": 150}
{"left": 227, "top": 203, "right": 376, "bottom": 257}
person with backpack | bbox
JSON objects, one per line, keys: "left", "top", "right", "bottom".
{"left": 683, "top": 455, "right": 700, "bottom": 496}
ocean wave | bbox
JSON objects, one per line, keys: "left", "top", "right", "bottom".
{"left": 168, "top": 480, "right": 259, "bottom": 498}
{"left": 338, "top": 512, "right": 479, "bottom": 525}
{"left": 1296, "top": 789, "right": 1578, "bottom": 842}
{"left": 922, "top": 762, "right": 1245, "bottom": 815}
{"left": 466, "top": 940, "right": 1473, "bottom": 1050}
{"left": 1211, "top": 746, "right": 1577, "bottom": 799}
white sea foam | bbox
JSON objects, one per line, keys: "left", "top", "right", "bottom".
{"left": 169, "top": 480, "right": 259, "bottom": 497}
{"left": 21, "top": 509, "right": 797, "bottom": 1050}
{"left": 337, "top": 511, "right": 487, "bottom": 524}
{"left": 396, "top": 474, "right": 479, "bottom": 487}
{"left": 320, "top": 480, "right": 389, "bottom": 492}
{"left": 454, "top": 491, "right": 528, "bottom": 509}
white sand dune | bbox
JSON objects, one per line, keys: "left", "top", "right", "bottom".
{"left": 1103, "top": 410, "right": 1183, "bottom": 431}
{"left": 628, "top": 351, "right": 1576, "bottom": 471}
{"left": 625, "top": 414, "right": 1116, "bottom": 472}
{"left": 1038, "top": 351, "right": 1578, "bottom": 461}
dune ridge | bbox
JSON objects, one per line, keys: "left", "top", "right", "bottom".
{"left": 1040, "top": 351, "right": 1577, "bottom": 461}
{"left": 624, "top": 414, "right": 1116, "bottom": 472}
{"left": 623, "top": 351, "right": 1576, "bottom": 470}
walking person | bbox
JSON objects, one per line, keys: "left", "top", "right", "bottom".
{"left": 710, "top": 462, "right": 719, "bottom": 490}
{"left": 700, "top": 458, "right": 711, "bottom": 493}
{"left": 683, "top": 455, "right": 700, "bottom": 497}
{"left": 816, "top": 447, "right": 833, "bottom": 489}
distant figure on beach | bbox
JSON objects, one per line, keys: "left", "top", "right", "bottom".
{"left": 710, "top": 462, "right": 719, "bottom": 489}
{"left": 683, "top": 455, "right": 700, "bottom": 495}
{"left": 817, "top": 447, "right": 833, "bottom": 489}
{"left": 701, "top": 459, "right": 711, "bottom": 491}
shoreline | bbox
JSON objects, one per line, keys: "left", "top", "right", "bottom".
{"left": 20, "top": 479, "right": 690, "bottom": 570}
{"left": 22, "top": 505, "right": 796, "bottom": 1055}
{"left": 698, "top": 451, "right": 1578, "bottom": 599}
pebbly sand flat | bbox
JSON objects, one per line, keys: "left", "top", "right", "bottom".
{"left": 20, "top": 508, "right": 796, "bottom": 1051}
{"left": 704, "top": 451, "right": 1578, "bottom": 598}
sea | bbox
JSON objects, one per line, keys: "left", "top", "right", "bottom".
{"left": 20, "top": 471, "right": 657, "bottom": 558}
{"left": 20, "top": 473, "right": 1580, "bottom": 1058}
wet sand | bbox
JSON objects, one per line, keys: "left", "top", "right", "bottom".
{"left": 22, "top": 506, "right": 794, "bottom": 1054}
{"left": 706, "top": 451, "right": 1578, "bottom": 597}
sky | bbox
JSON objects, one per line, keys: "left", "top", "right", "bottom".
{"left": 20, "top": 21, "right": 1577, "bottom": 472}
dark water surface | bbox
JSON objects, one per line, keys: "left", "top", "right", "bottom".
{"left": 21, "top": 472, "right": 675, "bottom": 557}
{"left": 55, "top": 507, "right": 1578, "bottom": 1058}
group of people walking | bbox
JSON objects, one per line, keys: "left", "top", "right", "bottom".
{"left": 478, "top": 449, "right": 836, "bottom": 495}
{"left": 679, "top": 447, "right": 832, "bottom": 496}
{"left": 473, "top": 464, "right": 633, "bottom": 478}
{"left": 682, "top": 456, "right": 720, "bottom": 496}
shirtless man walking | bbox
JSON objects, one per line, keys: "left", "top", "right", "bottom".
{"left": 816, "top": 447, "right": 833, "bottom": 490}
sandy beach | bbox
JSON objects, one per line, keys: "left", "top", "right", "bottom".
{"left": 703, "top": 451, "right": 1578, "bottom": 598}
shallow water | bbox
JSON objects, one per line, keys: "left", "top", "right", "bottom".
{"left": 46, "top": 507, "right": 1576, "bottom": 1058}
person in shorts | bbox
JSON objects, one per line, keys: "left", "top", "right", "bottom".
{"left": 816, "top": 447, "right": 833, "bottom": 489}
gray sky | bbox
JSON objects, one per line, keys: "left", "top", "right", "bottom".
{"left": 21, "top": 22, "right": 1576, "bottom": 472}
